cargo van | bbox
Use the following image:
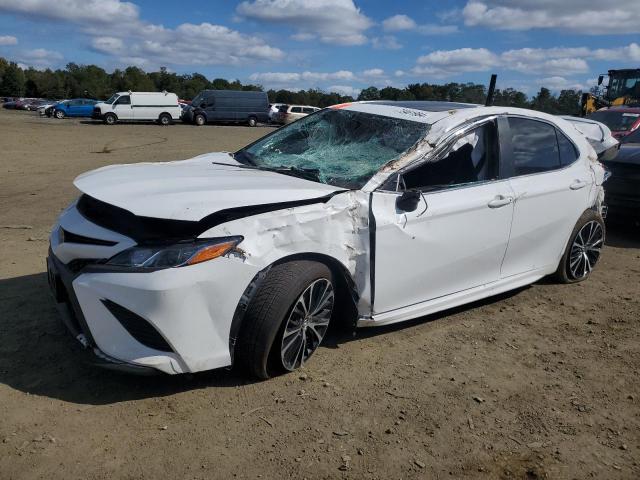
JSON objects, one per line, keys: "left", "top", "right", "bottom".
{"left": 183, "top": 90, "right": 269, "bottom": 126}
{"left": 92, "top": 91, "right": 181, "bottom": 125}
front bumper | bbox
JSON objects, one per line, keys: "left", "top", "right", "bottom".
{"left": 48, "top": 206, "right": 260, "bottom": 374}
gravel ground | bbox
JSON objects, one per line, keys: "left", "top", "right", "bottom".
{"left": 0, "top": 108, "right": 639, "bottom": 479}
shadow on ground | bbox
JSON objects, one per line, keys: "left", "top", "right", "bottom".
{"left": 0, "top": 269, "right": 526, "bottom": 406}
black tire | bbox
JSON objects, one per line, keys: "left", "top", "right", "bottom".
{"left": 554, "top": 209, "right": 605, "bottom": 284}
{"left": 158, "top": 113, "right": 172, "bottom": 126}
{"left": 236, "top": 261, "right": 335, "bottom": 379}
{"left": 54, "top": 109, "right": 65, "bottom": 119}
{"left": 248, "top": 116, "right": 257, "bottom": 127}
{"left": 104, "top": 113, "right": 117, "bottom": 125}
{"left": 194, "top": 114, "right": 206, "bottom": 126}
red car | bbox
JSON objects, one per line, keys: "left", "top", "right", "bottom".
{"left": 588, "top": 107, "right": 640, "bottom": 140}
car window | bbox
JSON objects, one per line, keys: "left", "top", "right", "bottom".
{"left": 291, "top": 107, "right": 303, "bottom": 113}
{"left": 556, "top": 129, "right": 579, "bottom": 166}
{"left": 302, "top": 107, "right": 315, "bottom": 113}
{"left": 402, "top": 122, "right": 498, "bottom": 191}
{"left": 509, "top": 117, "right": 560, "bottom": 175}
{"left": 116, "top": 95, "right": 131, "bottom": 105}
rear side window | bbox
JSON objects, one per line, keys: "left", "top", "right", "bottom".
{"left": 556, "top": 130, "right": 579, "bottom": 166}
{"left": 302, "top": 107, "right": 315, "bottom": 113}
{"left": 291, "top": 107, "right": 303, "bottom": 113}
{"left": 509, "top": 118, "right": 560, "bottom": 175}
{"left": 402, "top": 122, "right": 498, "bottom": 191}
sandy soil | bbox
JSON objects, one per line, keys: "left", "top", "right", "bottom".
{"left": 0, "top": 108, "right": 639, "bottom": 479}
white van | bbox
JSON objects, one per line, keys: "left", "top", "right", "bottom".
{"left": 92, "top": 91, "right": 181, "bottom": 125}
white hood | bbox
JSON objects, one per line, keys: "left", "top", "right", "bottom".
{"left": 74, "top": 152, "right": 343, "bottom": 221}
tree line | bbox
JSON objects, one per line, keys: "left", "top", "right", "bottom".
{"left": 0, "top": 57, "right": 583, "bottom": 115}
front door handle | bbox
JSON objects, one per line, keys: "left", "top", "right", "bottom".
{"left": 570, "top": 180, "right": 588, "bottom": 190}
{"left": 488, "top": 195, "right": 513, "bottom": 208}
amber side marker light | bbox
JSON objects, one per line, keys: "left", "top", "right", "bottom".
{"left": 187, "top": 240, "right": 239, "bottom": 266}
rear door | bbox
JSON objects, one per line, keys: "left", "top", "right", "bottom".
{"left": 372, "top": 120, "right": 515, "bottom": 313}
{"left": 500, "top": 116, "right": 592, "bottom": 277}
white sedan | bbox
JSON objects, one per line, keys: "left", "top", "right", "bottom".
{"left": 47, "top": 101, "right": 614, "bottom": 378}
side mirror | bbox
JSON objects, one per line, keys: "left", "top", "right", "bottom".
{"left": 396, "top": 190, "right": 421, "bottom": 212}
{"left": 597, "top": 75, "right": 604, "bottom": 86}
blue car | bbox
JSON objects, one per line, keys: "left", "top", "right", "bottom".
{"left": 53, "top": 98, "right": 98, "bottom": 119}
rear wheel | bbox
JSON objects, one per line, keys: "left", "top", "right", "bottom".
{"left": 104, "top": 113, "right": 117, "bottom": 125}
{"left": 158, "top": 113, "right": 171, "bottom": 126}
{"left": 248, "top": 116, "right": 257, "bottom": 127}
{"left": 54, "top": 109, "right": 65, "bottom": 119}
{"left": 236, "top": 261, "right": 335, "bottom": 379}
{"left": 554, "top": 210, "right": 605, "bottom": 283}
{"left": 194, "top": 114, "right": 206, "bottom": 126}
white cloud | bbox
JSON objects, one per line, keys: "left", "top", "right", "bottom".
{"left": 0, "top": 0, "right": 138, "bottom": 26}
{"left": 14, "top": 47, "right": 63, "bottom": 68}
{"left": 462, "top": 0, "right": 640, "bottom": 34}
{"left": 535, "top": 76, "right": 589, "bottom": 92}
{"left": 382, "top": 14, "right": 416, "bottom": 31}
{"left": 362, "top": 68, "right": 385, "bottom": 78}
{"left": 250, "top": 70, "right": 356, "bottom": 85}
{"left": 236, "top": 0, "right": 372, "bottom": 45}
{"left": 327, "top": 85, "right": 360, "bottom": 97}
{"left": 0, "top": 35, "right": 18, "bottom": 45}
{"left": 382, "top": 13, "right": 457, "bottom": 35}
{"left": 409, "top": 43, "right": 640, "bottom": 78}
{"left": 371, "top": 35, "right": 402, "bottom": 50}
{"left": 413, "top": 48, "right": 499, "bottom": 76}
{"left": 0, "top": 0, "right": 284, "bottom": 67}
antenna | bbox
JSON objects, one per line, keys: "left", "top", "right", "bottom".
{"left": 485, "top": 74, "right": 497, "bottom": 106}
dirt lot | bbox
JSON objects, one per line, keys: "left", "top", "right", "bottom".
{"left": 0, "top": 108, "right": 639, "bottom": 479}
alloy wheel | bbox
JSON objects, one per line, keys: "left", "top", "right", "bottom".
{"left": 280, "top": 278, "right": 334, "bottom": 371}
{"left": 569, "top": 220, "right": 603, "bottom": 280}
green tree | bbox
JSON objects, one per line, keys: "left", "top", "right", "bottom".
{"left": 357, "top": 86, "right": 380, "bottom": 101}
{"left": 0, "top": 62, "right": 25, "bottom": 96}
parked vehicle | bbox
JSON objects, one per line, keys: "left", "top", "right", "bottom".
{"left": 601, "top": 128, "right": 640, "bottom": 221}
{"left": 268, "top": 103, "right": 285, "bottom": 123}
{"left": 92, "top": 91, "right": 181, "bottom": 125}
{"left": 53, "top": 98, "right": 98, "bottom": 118}
{"left": 587, "top": 107, "right": 640, "bottom": 139}
{"left": 48, "top": 101, "right": 613, "bottom": 378}
{"left": 182, "top": 90, "right": 269, "bottom": 126}
{"left": 274, "top": 104, "right": 321, "bottom": 124}
{"left": 38, "top": 101, "right": 61, "bottom": 117}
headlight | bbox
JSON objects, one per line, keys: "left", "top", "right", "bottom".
{"left": 106, "top": 236, "right": 243, "bottom": 269}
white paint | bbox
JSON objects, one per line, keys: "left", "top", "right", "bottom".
{"left": 51, "top": 102, "right": 616, "bottom": 374}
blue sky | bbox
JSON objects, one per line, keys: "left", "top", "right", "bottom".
{"left": 0, "top": 0, "right": 639, "bottom": 96}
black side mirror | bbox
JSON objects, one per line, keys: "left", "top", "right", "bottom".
{"left": 396, "top": 190, "right": 421, "bottom": 212}
{"left": 597, "top": 75, "right": 604, "bottom": 86}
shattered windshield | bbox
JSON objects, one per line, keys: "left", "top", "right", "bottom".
{"left": 237, "top": 109, "right": 430, "bottom": 188}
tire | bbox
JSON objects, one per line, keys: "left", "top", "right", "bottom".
{"left": 554, "top": 209, "right": 605, "bottom": 283}
{"left": 236, "top": 261, "right": 335, "bottom": 379}
{"left": 158, "top": 113, "right": 172, "bottom": 126}
{"left": 248, "top": 116, "right": 257, "bottom": 127}
{"left": 104, "top": 113, "right": 117, "bottom": 125}
{"left": 194, "top": 114, "right": 206, "bottom": 126}
{"left": 54, "top": 109, "right": 65, "bottom": 119}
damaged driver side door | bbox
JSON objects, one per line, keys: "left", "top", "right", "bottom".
{"left": 370, "top": 119, "right": 515, "bottom": 317}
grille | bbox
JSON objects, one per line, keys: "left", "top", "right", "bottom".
{"left": 101, "top": 299, "right": 173, "bottom": 352}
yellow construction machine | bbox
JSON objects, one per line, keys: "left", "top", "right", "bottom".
{"left": 581, "top": 68, "right": 640, "bottom": 115}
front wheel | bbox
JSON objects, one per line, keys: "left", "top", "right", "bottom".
{"left": 54, "top": 109, "right": 65, "bottom": 119}
{"left": 554, "top": 210, "right": 605, "bottom": 283}
{"left": 236, "top": 261, "right": 335, "bottom": 379}
{"left": 194, "top": 114, "right": 206, "bottom": 126}
{"left": 248, "top": 116, "right": 257, "bottom": 127}
{"left": 103, "top": 113, "right": 117, "bottom": 125}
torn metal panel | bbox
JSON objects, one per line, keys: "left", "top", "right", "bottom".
{"left": 198, "top": 190, "right": 372, "bottom": 313}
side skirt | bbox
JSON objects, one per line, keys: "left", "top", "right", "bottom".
{"left": 358, "top": 266, "right": 553, "bottom": 327}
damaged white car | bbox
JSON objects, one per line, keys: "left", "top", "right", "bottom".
{"left": 47, "top": 101, "right": 615, "bottom": 378}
